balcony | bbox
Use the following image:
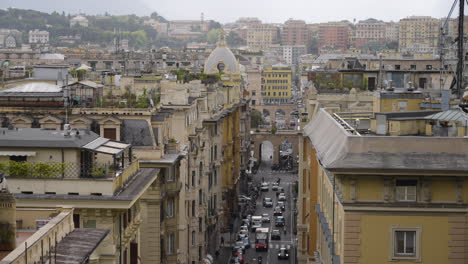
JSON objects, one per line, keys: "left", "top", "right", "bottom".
{"left": 6, "top": 161, "right": 140, "bottom": 196}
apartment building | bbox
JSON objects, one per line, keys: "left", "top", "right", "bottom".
{"left": 282, "top": 45, "right": 307, "bottom": 65}
{"left": 385, "top": 22, "right": 399, "bottom": 42}
{"left": 298, "top": 108, "right": 468, "bottom": 264}
{"left": 282, "top": 19, "right": 309, "bottom": 46}
{"left": 354, "top": 18, "right": 386, "bottom": 49}
{"left": 28, "top": 29, "right": 49, "bottom": 44}
{"left": 398, "top": 16, "right": 440, "bottom": 53}
{"left": 247, "top": 24, "right": 280, "bottom": 50}
{"left": 318, "top": 22, "right": 351, "bottom": 52}
{"left": 262, "top": 63, "right": 292, "bottom": 104}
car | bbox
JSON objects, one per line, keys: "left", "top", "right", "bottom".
{"left": 273, "top": 206, "right": 283, "bottom": 216}
{"left": 278, "top": 194, "right": 286, "bottom": 201}
{"left": 271, "top": 164, "right": 280, "bottom": 171}
{"left": 278, "top": 247, "right": 290, "bottom": 260}
{"left": 275, "top": 216, "right": 285, "bottom": 227}
{"left": 238, "top": 195, "right": 252, "bottom": 203}
{"left": 241, "top": 237, "right": 251, "bottom": 249}
{"left": 239, "top": 225, "right": 249, "bottom": 233}
{"left": 272, "top": 182, "right": 279, "bottom": 191}
{"left": 241, "top": 219, "right": 250, "bottom": 227}
{"left": 261, "top": 213, "right": 270, "bottom": 223}
{"left": 271, "top": 229, "right": 281, "bottom": 240}
{"left": 263, "top": 197, "right": 273, "bottom": 207}
{"left": 238, "top": 230, "right": 249, "bottom": 239}
{"left": 277, "top": 201, "right": 286, "bottom": 211}
{"left": 276, "top": 187, "right": 285, "bottom": 195}
{"left": 250, "top": 221, "right": 262, "bottom": 232}
{"left": 235, "top": 240, "right": 246, "bottom": 251}
{"left": 232, "top": 246, "right": 243, "bottom": 257}
{"left": 260, "top": 182, "right": 269, "bottom": 192}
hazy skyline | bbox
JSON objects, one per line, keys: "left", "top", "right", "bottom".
{"left": 0, "top": 0, "right": 458, "bottom": 23}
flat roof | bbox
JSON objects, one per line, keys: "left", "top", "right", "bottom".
{"left": 0, "top": 128, "right": 100, "bottom": 149}
{"left": 304, "top": 109, "right": 468, "bottom": 173}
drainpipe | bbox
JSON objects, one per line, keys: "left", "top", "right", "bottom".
{"left": 120, "top": 214, "right": 123, "bottom": 264}
{"left": 332, "top": 174, "right": 335, "bottom": 263}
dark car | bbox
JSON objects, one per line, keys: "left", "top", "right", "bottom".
{"left": 278, "top": 248, "right": 290, "bottom": 260}
{"left": 271, "top": 229, "right": 281, "bottom": 240}
{"left": 276, "top": 187, "right": 285, "bottom": 195}
{"left": 271, "top": 164, "right": 280, "bottom": 171}
{"left": 273, "top": 206, "right": 283, "bottom": 216}
{"left": 275, "top": 216, "right": 285, "bottom": 227}
{"left": 277, "top": 201, "right": 286, "bottom": 211}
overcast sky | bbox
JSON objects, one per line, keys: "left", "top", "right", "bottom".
{"left": 0, "top": 0, "right": 458, "bottom": 23}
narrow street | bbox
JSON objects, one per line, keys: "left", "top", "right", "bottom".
{"left": 236, "top": 161, "right": 298, "bottom": 264}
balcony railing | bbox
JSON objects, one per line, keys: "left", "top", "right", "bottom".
{"left": 0, "top": 161, "right": 124, "bottom": 179}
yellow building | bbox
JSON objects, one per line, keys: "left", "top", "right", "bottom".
{"left": 298, "top": 108, "right": 468, "bottom": 264}
{"left": 262, "top": 64, "right": 292, "bottom": 104}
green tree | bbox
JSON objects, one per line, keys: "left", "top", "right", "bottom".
{"left": 250, "top": 109, "right": 265, "bottom": 128}
{"left": 206, "top": 29, "right": 222, "bottom": 44}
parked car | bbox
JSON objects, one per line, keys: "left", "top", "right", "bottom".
{"left": 238, "top": 230, "right": 249, "bottom": 239}
{"left": 261, "top": 213, "right": 270, "bottom": 223}
{"left": 275, "top": 216, "right": 285, "bottom": 227}
{"left": 271, "top": 229, "right": 281, "bottom": 240}
{"left": 239, "top": 225, "right": 249, "bottom": 233}
{"left": 232, "top": 246, "right": 243, "bottom": 257}
{"left": 238, "top": 195, "right": 252, "bottom": 203}
{"left": 241, "top": 237, "right": 251, "bottom": 249}
{"left": 260, "top": 182, "right": 269, "bottom": 192}
{"left": 278, "top": 247, "right": 290, "bottom": 260}
{"left": 277, "top": 201, "right": 286, "bottom": 211}
{"left": 263, "top": 197, "right": 273, "bottom": 207}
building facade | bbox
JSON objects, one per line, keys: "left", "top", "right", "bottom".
{"left": 262, "top": 64, "right": 292, "bottom": 104}
{"left": 318, "top": 22, "right": 351, "bottom": 52}
{"left": 282, "top": 19, "right": 309, "bottom": 46}
{"left": 398, "top": 16, "right": 440, "bottom": 53}
{"left": 247, "top": 24, "right": 280, "bottom": 50}
{"left": 354, "top": 19, "right": 386, "bottom": 49}
{"left": 28, "top": 30, "right": 49, "bottom": 44}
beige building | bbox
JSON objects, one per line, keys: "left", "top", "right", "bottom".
{"left": 247, "top": 24, "right": 280, "bottom": 50}
{"left": 398, "top": 16, "right": 440, "bottom": 53}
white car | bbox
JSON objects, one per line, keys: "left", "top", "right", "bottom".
{"left": 261, "top": 213, "right": 270, "bottom": 223}
{"left": 278, "top": 194, "right": 286, "bottom": 201}
{"left": 238, "top": 195, "right": 252, "bottom": 203}
{"left": 240, "top": 225, "right": 249, "bottom": 233}
{"left": 238, "top": 230, "right": 249, "bottom": 238}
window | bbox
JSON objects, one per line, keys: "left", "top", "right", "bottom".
{"left": 192, "top": 200, "right": 196, "bottom": 217}
{"left": 410, "top": 64, "right": 416, "bottom": 70}
{"left": 199, "top": 190, "right": 202, "bottom": 205}
{"left": 396, "top": 180, "right": 417, "bottom": 202}
{"left": 167, "top": 198, "right": 174, "bottom": 218}
{"left": 252, "top": 90, "right": 256, "bottom": 96}
{"left": 191, "top": 171, "right": 195, "bottom": 187}
{"left": 198, "top": 217, "right": 202, "bottom": 232}
{"left": 426, "top": 65, "right": 432, "bottom": 70}
{"left": 192, "top": 231, "right": 196, "bottom": 246}
{"left": 394, "top": 65, "right": 400, "bottom": 70}
{"left": 392, "top": 228, "right": 420, "bottom": 260}
{"left": 397, "top": 101, "right": 408, "bottom": 111}
{"left": 167, "top": 233, "right": 175, "bottom": 255}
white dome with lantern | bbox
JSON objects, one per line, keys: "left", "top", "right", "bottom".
{"left": 204, "top": 31, "right": 240, "bottom": 75}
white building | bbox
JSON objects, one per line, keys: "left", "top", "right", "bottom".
{"left": 29, "top": 30, "right": 49, "bottom": 44}
{"left": 282, "top": 45, "right": 307, "bottom": 65}
{"left": 70, "top": 15, "right": 89, "bottom": 27}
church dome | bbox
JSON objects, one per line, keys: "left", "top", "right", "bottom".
{"left": 204, "top": 33, "right": 239, "bottom": 75}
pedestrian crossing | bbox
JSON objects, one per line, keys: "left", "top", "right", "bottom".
{"left": 257, "top": 170, "right": 296, "bottom": 174}
{"left": 268, "top": 243, "right": 292, "bottom": 249}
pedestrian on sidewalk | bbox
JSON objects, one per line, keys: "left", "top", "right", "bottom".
{"left": 221, "top": 236, "right": 224, "bottom": 246}
{"left": 215, "top": 249, "right": 220, "bottom": 259}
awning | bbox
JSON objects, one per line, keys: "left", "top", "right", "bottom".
{"left": 83, "top": 138, "right": 131, "bottom": 156}
{"left": 0, "top": 151, "right": 36, "bottom": 156}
